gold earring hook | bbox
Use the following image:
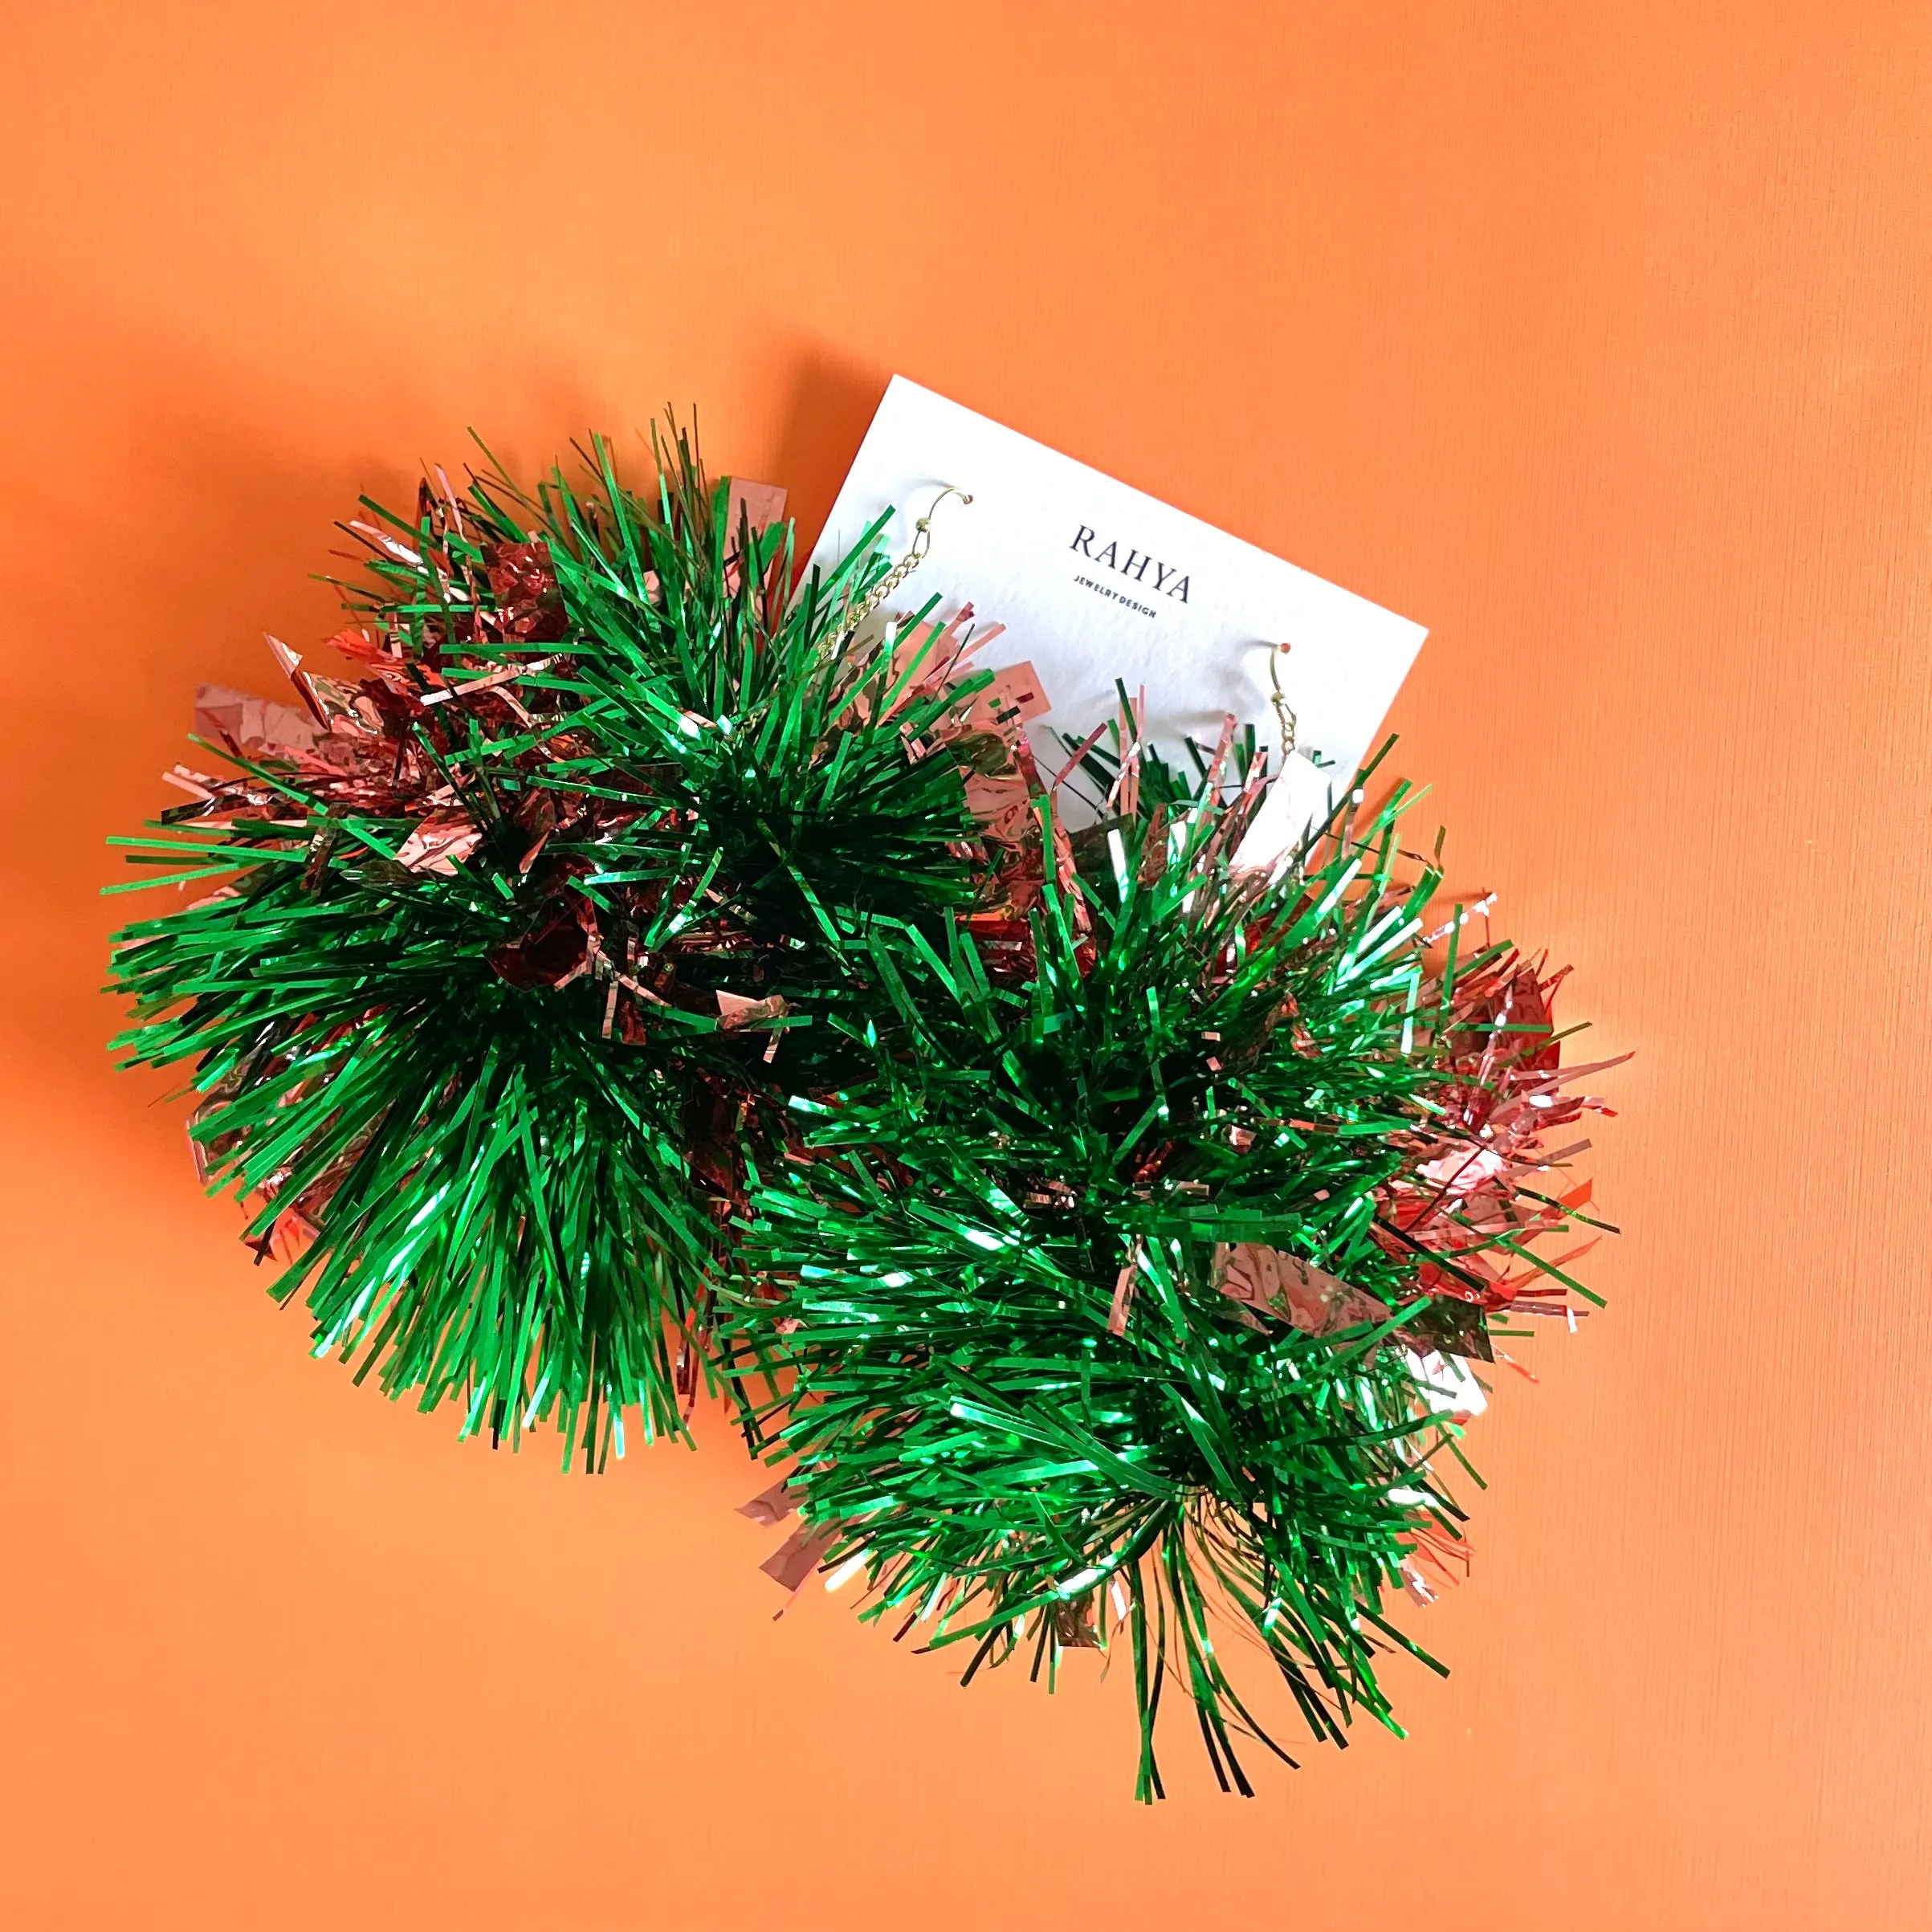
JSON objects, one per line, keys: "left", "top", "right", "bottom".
{"left": 841, "top": 484, "right": 974, "bottom": 637}
{"left": 1268, "top": 642, "right": 1297, "bottom": 760}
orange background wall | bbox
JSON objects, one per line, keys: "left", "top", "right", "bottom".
{"left": 3, "top": 5, "right": 1930, "bottom": 1928}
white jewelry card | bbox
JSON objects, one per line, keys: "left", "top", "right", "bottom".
{"left": 808, "top": 376, "right": 1427, "bottom": 850}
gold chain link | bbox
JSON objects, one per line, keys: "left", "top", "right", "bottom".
{"left": 839, "top": 484, "right": 973, "bottom": 637}
{"left": 1269, "top": 642, "right": 1298, "bottom": 759}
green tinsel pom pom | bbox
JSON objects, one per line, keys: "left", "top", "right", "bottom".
{"left": 720, "top": 736, "right": 1606, "bottom": 1796}
{"left": 110, "top": 430, "right": 993, "bottom": 1459}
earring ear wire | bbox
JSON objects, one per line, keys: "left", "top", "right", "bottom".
{"left": 841, "top": 484, "right": 974, "bottom": 639}
{"left": 1268, "top": 641, "right": 1297, "bottom": 760}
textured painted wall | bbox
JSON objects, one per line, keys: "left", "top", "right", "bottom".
{"left": 2, "top": 5, "right": 1928, "bottom": 1926}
